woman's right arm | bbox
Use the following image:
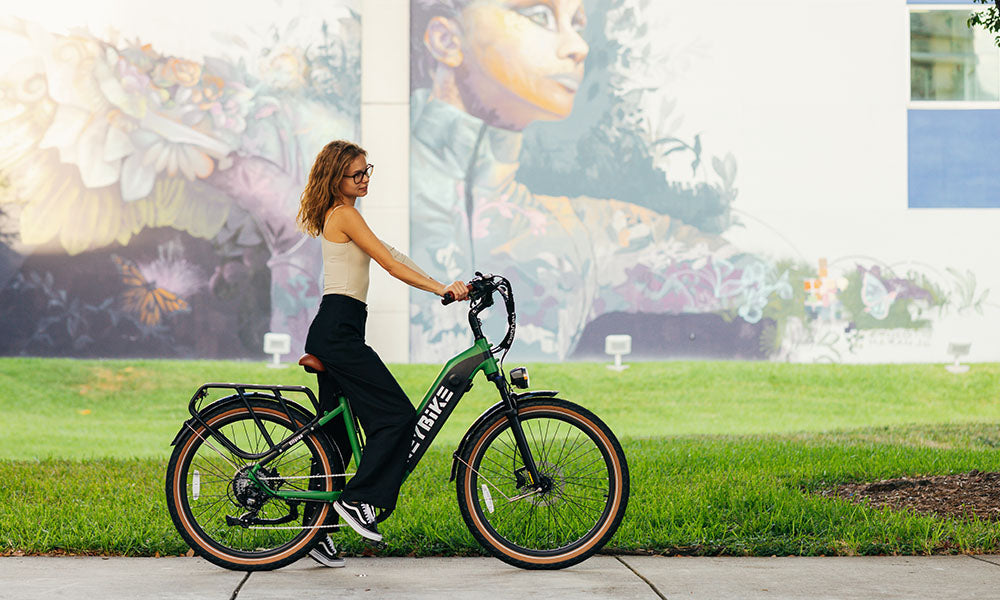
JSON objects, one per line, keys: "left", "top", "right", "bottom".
{"left": 332, "top": 206, "right": 468, "bottom": 300}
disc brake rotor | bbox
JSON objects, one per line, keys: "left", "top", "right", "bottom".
{"left": 528, "top": 461, "right": 565, "bottom": 507}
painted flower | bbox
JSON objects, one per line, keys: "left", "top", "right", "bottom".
{"left": 1, "top": 10, "right": 356, "bottom": 278}
{"left": 262, "top": 47, "right": 308, "bottom": 89}
{"left": 113, "top": 52, "right": 154, "bottom": 105}
{"left": 139, "top": 241, "right": 203, "bottom": 299}
{"left": 198, "top": 74, "right": 225, "bottom": 104}
{"left": 154, "top": 58, "right": 202, "bottom": 88}
{"left": 119, "top": 120, "right": 231, "bottom": 201}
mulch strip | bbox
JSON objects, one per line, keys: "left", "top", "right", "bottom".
{"left": 821, "top": 470, "right": 1000, "bottom": 521}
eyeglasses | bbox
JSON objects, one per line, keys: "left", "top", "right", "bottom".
{"left": 346, "top": 164, "right": 374, "bottom": 184}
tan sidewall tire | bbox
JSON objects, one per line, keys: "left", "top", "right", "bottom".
{"left": 166, "top": 403, "right": 337, "bottom": 571}
{"left": 457, "top": 400, "right": 629, "bottom": 569}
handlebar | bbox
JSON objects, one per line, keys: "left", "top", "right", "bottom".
{"left": 439, "top": 272, "right": 517, "bottom": 355}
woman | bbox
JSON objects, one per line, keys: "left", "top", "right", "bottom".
{"left": 296, "top": 140, "right": 468, "bottom": 567}
{"left": 408, "top": 0, "right": 790, "bottom": 362}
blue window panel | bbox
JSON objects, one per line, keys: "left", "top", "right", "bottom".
{"left": 908, "top": 109, "right": 1000, "bottom": 208}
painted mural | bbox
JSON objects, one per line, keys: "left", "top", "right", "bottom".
{"left": 0, "top": 3, "right": 360, "bottom": 357}
{"left": 408, "top": 0, "right": 993, "bottom": 362}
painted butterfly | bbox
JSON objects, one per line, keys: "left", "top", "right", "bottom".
{"left": 861, "top": 270, "right": 898, "bottom": 321}
{"left": 111, "top": 255, "right": 189, "bottom": 326}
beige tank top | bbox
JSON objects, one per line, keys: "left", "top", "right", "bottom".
{"left": 321, "top": 208, "right": 430, "bottom": 303}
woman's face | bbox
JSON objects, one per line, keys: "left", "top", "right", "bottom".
{"left": 337, "top": 155, "right": 371, "bottom": 200}
{"left": 456, "top": 0, "right": 588, "bottom": 127}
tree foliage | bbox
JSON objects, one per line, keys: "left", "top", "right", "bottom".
{"left": 968, "top": 0, "right": 1000, "bottom": 46}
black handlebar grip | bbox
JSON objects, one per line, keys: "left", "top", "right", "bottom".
{"left": 441, "top": 291, "right": 455, "bottom": 305}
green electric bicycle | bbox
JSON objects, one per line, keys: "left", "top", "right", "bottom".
{"left": 165, "top": 272, "right": 629, "bottom": 571}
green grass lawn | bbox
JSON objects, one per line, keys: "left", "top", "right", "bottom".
{"left": 1, "top": 358, "right": 999, "bottom": 557}
{"left": 2, "top": 358, "right": 998, "bottom": 459}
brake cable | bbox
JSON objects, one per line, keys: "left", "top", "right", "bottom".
{"left": 497, "top": 282, "right": 516, "bottom": 372}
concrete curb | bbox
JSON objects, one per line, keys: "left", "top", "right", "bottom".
{"left": 2, "top": 555, "right": 999, "bottom": 599}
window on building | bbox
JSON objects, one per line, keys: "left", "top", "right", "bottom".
{"left": 910, "top": 9, "right": 999, "bottom": 101}
{"left": 907, "top": 4, "right": 1000, "bottom": 208}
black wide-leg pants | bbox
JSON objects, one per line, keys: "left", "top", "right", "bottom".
{"left": 304, "top": 294, "right": 415, "bottom": 511}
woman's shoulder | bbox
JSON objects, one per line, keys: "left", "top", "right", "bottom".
{"left": 327, "top": 204, "right": 362, "bottom": 219}
{"left": 324, "top": 204, "right": 366, "bottom": 224}
{"left": 323, "top": 204, "right": 362, "bottom": 243}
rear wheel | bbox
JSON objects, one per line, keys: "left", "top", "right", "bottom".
{"left": 165, "top": 397, "right": 343, "bottom": 571}
{"left": 456, "top": 399, "right": 629, "bottom": 569}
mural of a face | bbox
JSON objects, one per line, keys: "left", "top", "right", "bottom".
{"left": 428, "top": 0, "right": 589, "bottom": 129}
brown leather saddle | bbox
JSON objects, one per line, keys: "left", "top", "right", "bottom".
{"left": 297, "top": 353, "right": 325, "bottom": 373}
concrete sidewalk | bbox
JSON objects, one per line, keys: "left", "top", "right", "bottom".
{"left": 1, "top": 555, "right": 999, "bottom": 599}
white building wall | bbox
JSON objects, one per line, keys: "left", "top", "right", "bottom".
{"left": 662, "top": 0, "right": 1000, "bottom": 361}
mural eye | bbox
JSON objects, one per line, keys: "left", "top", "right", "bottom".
{"left": 516, "top": 5, "right": 557, "bottom": 31}
{"left": 571, "top": 9, "right": 587, "bottom": 33}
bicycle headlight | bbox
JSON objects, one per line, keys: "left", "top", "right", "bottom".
{"left": 509, "top": 367, "right": 529, "bottom": 389}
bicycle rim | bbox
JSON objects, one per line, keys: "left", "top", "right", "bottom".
{"left": 168, "top": 403, "right": 339, "bottom": 568}
{"left": 460, "top": 402, "right": 628, "bottom": 568}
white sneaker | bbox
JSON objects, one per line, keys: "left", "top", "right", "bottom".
{"left": 308, "top": 535, "right": 345, "bottom": 568}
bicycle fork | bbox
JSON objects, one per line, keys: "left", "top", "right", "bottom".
{"left": 488, "top": 373, "right": 548, "bottom": 495}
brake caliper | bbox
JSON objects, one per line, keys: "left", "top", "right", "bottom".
{"left": 514, "top": 466, "right": 534, "bottom": 489}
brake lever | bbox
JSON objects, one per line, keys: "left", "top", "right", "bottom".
{"left": 441, "top": 273, "right": 495, "bottom": 306}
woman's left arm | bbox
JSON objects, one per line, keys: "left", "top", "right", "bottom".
{"left": 338, "top": 206, "right": 468, "bottom": 299}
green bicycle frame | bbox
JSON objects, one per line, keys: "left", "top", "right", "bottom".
{"left": 249, "top": 337, "right": 499, "bottom": 502}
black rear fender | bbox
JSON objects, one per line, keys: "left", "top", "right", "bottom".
{"left": 169, "top": 393, "right": 315, "bottom": 447}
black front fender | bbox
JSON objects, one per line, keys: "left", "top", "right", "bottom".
{"left": 449, "top": 390, "right": 558, "bottom": 481}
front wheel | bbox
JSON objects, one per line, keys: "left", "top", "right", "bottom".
{"left": 456, "top": 399, "right": 629, "bottom": 569}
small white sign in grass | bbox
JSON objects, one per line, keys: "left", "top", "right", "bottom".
{"left": 605, "top": 334, "right": 632, "bottom": 372}
{"left": 263, "top": 332, "right": 292, "bottom": 368}
{"left": 946, "top": 341, "right": 971, "bottom": 374}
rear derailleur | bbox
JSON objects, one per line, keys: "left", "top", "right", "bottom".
{"left": 226, "top": 465, "right": 300, "bottom": 528}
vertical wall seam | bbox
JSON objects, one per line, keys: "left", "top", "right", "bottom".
{"left": 361, "top": 0, "right": 411, "bottom": 362}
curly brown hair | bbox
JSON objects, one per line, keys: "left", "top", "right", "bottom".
{"left": 297, "top": 140, "right": 367, "bottom": 237}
